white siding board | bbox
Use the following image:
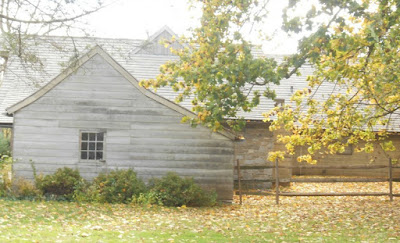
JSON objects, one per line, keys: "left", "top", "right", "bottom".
{"left": 59, "top": 120, "right": 131, "bottom": 129}
{"left": 106, "top": 151, "right": 131, "bottom": 160}
{"left": 13, "top": 133, "right": 78, "bottom": 142}
{"left": 106, "top": 136, "right": 131, "bottom": 144}
{"left": 44, "top": 90, "right": 137, "bottom": 100}
{"left": 14, "top": 141, "right": 77, "bottom": 150}
{"left": 130, "top": 123, "right": 194, "bottom": 131}
{"left": 135, "top": 175, "right": 234, "bottom": 183}
{"left": 210, "top": 132, "right": 233, "bottom": 140}
{"left": 16, "top": 111, "right": 183, "bottom": 122}
{"left": 57, "top": 81, "right": 133, "bottom": 91}
{"left": 130, "top": 137, "right": 232, "bottom": 147}
{"left": 107, "top": 130, "right": 131, "bottom": 136}
{"left": 13, "top": 154, "right": 78, "bottom": 163}
{"left": 127, "top": 115, "right": 182, "bottom": 123}
{"left": 35, "top": 97, "right": 135, "bottom": 107}
{"left": 14, "top": 148, "right": 78, "bottom": 157}
{"left": 109, "top": 160, "right": 231, "bottom": 170}
{"left": 77, "top": 167, "right": 107, "bottom": 175}
{"left": 14, "top": 164, "right": 81, "bottom": 174}
{"left": 14, "top": 126, "right": 75, "bottom": 135}
{"left": 66, "top": 75, "right": 133, "bottom": 84}
{"left": 23, "top": 105, "right": 179, "bottom": 116}
{"left": 128, "top": 152, "right": 231, "bottom": 163}
{"left": 14, "top": 118, "right": 59, "bottom": 127}
{"left": 130, "top": 130, "right": 212, "bottom": 139}
{"left": 124, "top": 145, "right": 233, "bottom": 155}
{"left": 126, "top": 168, "right": 232, "bottom": 177}
{"left": 105, "top": 144, "right": 132, "bottom": 152}
{"left": 73, "top": 66, "right": 120, "bottom": 77}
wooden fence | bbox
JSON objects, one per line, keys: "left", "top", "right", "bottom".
{"left": 235, "top": 159, "right": 400, "bottom": 205}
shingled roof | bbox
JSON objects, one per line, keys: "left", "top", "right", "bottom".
{"left": 0, "top": 27, "right": 302, "bottom": 125}
{"left": 3, "top": 27, "right": 380, "bottom": 130}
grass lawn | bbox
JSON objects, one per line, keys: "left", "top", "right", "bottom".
{"left": 1, "top": 181, "right": 400, "bottom": 242}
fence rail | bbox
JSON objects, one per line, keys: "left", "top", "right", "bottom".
{"left": 290, "top": 178, "right": 389, "bottom": 183}
{"left": 280, "top": 192, "right": 392, "bottom": 197}
{"left": 234, "top": 165, "right": 400, "bottom": 170}
{"left": 274, "top": 158, "right": 397, "bottom": 204}
{"left": 235, "top": 158, "right": 399, "bottom": 204}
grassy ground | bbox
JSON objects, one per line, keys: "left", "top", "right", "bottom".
{"left": 1, "top": 180, "right": 400, "bottom": 242}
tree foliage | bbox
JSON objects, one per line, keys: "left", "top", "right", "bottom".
{"left": 0, "top": 0, "right": 105, "bottom": 72}
{"left": 146, "top": 0, "right": 400, "bottom": 162}
{"left": 141, "top": 0, "right": 287, "bottom": 131}
{"left": 266, "top": 0, "right": 400, "bottom": 162}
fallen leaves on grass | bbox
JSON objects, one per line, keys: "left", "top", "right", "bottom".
{"left": 0, "top": 180, "right": 399, "bottom": 242}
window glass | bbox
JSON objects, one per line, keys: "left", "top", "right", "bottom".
{"left": 89, "top": 133, "right": 96, "bottom": 141}
{"left": 97, "top": 143, "right": 103, "bottom": 150}
{"left": 80, "top": 132, "right": 105, "bottom": 161}
{"left": 89, "top": 142, "right": 95, "bottom": 150}
{"left": 97, "top": 133, "right": 104, "bottom": 141}
{"left": 81, "top": 151, "right": 87, "bottom": 160}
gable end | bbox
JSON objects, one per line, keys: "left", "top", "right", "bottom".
{"left": 6, "top": 45, "right": 235, "bottom": 140}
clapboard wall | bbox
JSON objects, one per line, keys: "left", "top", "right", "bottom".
{"left": 12, "top": 54, "right": 234, "bottom": 200}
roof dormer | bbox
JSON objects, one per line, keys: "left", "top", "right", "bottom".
{"left": 132, "top": 26, "right": 183, "bottom": 55}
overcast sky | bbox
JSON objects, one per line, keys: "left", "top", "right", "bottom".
{"left": 87, "top": 0, "right": 298, "bottom": 54}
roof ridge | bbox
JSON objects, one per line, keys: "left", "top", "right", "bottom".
{"left": 25, "top": 35, "right": 145, "bottom": 42}
{"left": 24, "top": 26, "right": 180, "bottom": 43}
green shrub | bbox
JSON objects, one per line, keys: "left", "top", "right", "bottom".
{"left": 72, "top": 179, "right": 94, "bottom": 202}
{"left": 0, "top": 183, "right": 7, "bottom": 197}
{"left": 0, "top": 174, "right": 10, "bottom": 197}
{"left": 0, "top": 155, "right": 12, "bottom": 197}
{"left": 0, "top": 129, "right": 11, "bottom": 178}
{"left": 149, "top": 172, "right": 217, "bottom": 207}
{"left": 36, "top": 167, "right": 84, "bottom": 201}
{"left": 10, "top": 178, "right": 42, "bottom": 200}
{"left": 0, "top": 129, "right": 10, "bottom": 157}
{"left": 131, "top": 191, "right": 163, "bottom": 206}
{"left": 92, "top": 169, "right": 146, "bottom": 203}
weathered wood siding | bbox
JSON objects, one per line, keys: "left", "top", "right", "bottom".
{"left": 12, "top": 54, "right": 234, "bottom": 200}
{"left": 235, "top": 123, "right": 292, "bottom": 190}
{"left": 292, "top": 136, "right": 400, "bottom": 177}
{"left": 236, "top": 122, "right": 400, "bottom": 187}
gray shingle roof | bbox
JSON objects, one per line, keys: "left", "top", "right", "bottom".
{"left": 7, "top": 28, "right": 397, "bottom": 132}
{"left": 1, "top": 30, "right": 312, "bottom": 125}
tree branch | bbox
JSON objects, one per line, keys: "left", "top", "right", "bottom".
{"left": 0, "top": 3, "right": 107, "bottom": 24}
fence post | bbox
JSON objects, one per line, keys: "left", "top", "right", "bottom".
{"left": 389, "top": 158, "right": 393, "bottom": 201}
{"left": 237, "top": 159, "right": 242, "bottom": 205}
{"left": 275, "top": 159, "right": 280, "bottom": 205}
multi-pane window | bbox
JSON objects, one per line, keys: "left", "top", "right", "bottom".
{"left": 80, "top": 132, "right": 105, "bottom": 161}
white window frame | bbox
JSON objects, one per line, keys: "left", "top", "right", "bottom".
{"left": 79, "top": 130, "right": 106, "bottom": 162}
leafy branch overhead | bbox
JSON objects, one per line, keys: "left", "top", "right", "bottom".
{"left": 143, "top": 0, "right": 400, "bottom": 163}
{"left": 141, "top": 0, "right": 288, "bottom": 131}
{"left": 266, "top": 0, "right": 400, "bottom": 162}
{"left": 0, "top": 0, "right": 105, "bottom": 66}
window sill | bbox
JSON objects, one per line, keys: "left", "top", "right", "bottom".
{"left": 79, "top": 159, "right": 106, "bottom": 163}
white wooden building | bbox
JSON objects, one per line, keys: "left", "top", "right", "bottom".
{"left": 6, "top": 45, "right": 236, "bottom": 200}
